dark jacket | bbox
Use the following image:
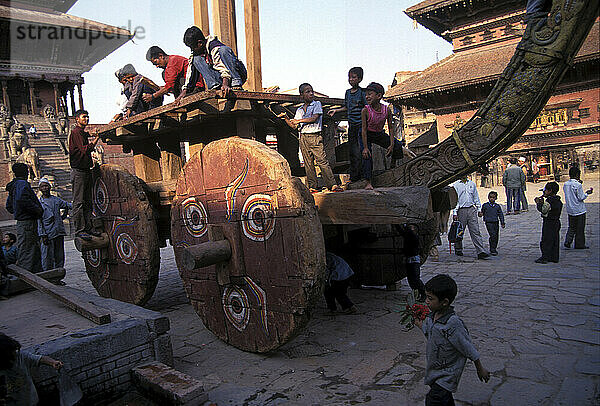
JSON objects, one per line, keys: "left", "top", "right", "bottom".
{"left": 5, "top": 178, "right": 43, "bottom": 221}
{"left": 69, "top": 126, "right": 94, "bottom": 170}
{"left": 0, "top": 246, "right": 6, "bottom": 275}
{"left": 124, "top": 74, "right": 162, "bottom": 115}
{"left": 481, "top": 202, "right": 505, "bottom": 225}
{"left": 503, "top": 165, "right": 525, "bottom": 188}
{"left": 536, "top": 194, "right": 562, "bottom": 221}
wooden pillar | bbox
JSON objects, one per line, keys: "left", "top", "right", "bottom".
{"left": 158, "top": 138, "right": 183, "bottom": 182}
{"left": 212, "top": 0, "right": 237, "bottom": 54}
{"left": 70, "top": 87, "right": 76, "bottom": 116}
{"left": 193, "top": 0, "right": 210, "bottom": 34}
{"left": 77, "top": 83, "right": 84, "bottom": 110}
{"left": 52, "top": 83, "right": 60, "bottom": 113}
{"left": 1, "top": 80, "right": 9, "bottom": 111}
{"left": 132, "top": 141, "right": 162, "bottom": 183}
{"left": 62, "top": 95, "right": 68, "bottom": 114}
{"left": 27, "top": 80, "right": 36, "bottom": 115}
{"left": 244, "top": 0, "right": 262, "bottom": 91}
{"left": 276, "top": 125, "right": 300, "bottom": 174}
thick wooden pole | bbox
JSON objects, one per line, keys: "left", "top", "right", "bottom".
{"left": 27, "top": 80, "right": 36, "bottom": 115}
{"left": 132, "top": 141, "right": 162, "bottom": 182}
{"left": 77, "top": 83, "right": 84, "bottom": 110}
{"left": 212, "top": 0, "right": 237, "bottom": 54}
{"left": 8, "top": 264, "right": 111, "bottom": 325}
{"left": 193, "top": 0, "right": 210, "bottom": 34}
{"left": 1, "top": 80, "right": 10, "bottom": 111}
{"left": 70, "top": 87, "right": 76, "bottom": 116}
{"left": 182, "top": 240, "right": 232, "bottom": 271}
{"left": 52, "top": 83, "right": 60, "bottom": 114}
{"left": 244, "top": 0, "right": 262, "bottom": 91}
{"left": 158, "top": 137, "right": 183, "bottom": 181}
{"left": 313, "top": 186, "right": 433, "bottom": 225}
{"left": 74, "top": 233, "right": 110, "bottom": 252}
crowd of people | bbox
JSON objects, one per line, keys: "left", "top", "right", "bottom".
{"left": 1, "top": 10, "right": 594, "bottom": 404}
{"left": 449, "top": 165, "right": 593, "bottom": 265}
{"left": 1, "top": 163, "right": 72, "bottom": 276}
{"left": 108, "top": 26, "right": 413, "bottom": 192}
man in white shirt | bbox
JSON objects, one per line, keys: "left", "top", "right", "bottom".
{"left": 563, "top": 166, "right": 593, "bottom": 249}
{"left": 451, "top": 175, "right": 489, "bottom": 259}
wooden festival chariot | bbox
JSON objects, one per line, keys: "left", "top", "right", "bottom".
{"left": 77, "top": 0, "right": 597, "bottom": 352}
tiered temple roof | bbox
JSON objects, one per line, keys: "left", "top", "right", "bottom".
{"left": 387, "top": 20, "right": 599, "bottom": 102}
{"left": 0, "top": 0, "right": 132, "bottom": 81}
{"left": 387, "top": 0, "right": 599, "bottom": 106}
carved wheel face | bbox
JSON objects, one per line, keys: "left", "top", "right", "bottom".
{"left": 94, "top": 178, "right": 109, "bottom": 214}
{"left": 82, "top": 164, "right": 160, "bottom": 306}
{"left": 171, "top": 138, "right": 325, "bottom": 353}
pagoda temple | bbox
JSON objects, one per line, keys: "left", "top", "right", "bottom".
{"left": 0, "top": 0, "right": 132, "bottom": 222}
{"left": 387, "top": 0, "right": 599, "bottom": 181}
{"left": 0, "top": 0, "right": 132, "bottom": 116}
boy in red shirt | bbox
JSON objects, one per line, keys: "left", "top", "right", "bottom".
{"left": 143, "top": 46, "right": 205, "bottom": 103}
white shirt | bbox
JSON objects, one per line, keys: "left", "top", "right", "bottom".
{"left": 294, "top": 100, "right": 323, "bottom": 134}
{"left": 451, "top": 179, "right": 481, "bottom": 214}
{"left": 563, "top": 178, "right": 588, "bottom": 216}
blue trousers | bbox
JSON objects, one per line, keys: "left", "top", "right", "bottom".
{"left": 41, "top": 236, "right": 65, "bottom": 271}
{"left": 506, "top": 187, "right": 521, "bottom": 213}
{"left": 358, "top": 131, "right": 403, "bottom": 180}
{"left": 347, "top": 123, "right": 362, "bottom": 181}
{"left": 192, "top": 46, "right": 246, "bottom": 89}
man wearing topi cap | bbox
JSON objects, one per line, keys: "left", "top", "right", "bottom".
{"left": 38, "top": 178, "right": 71, "bottom": 271}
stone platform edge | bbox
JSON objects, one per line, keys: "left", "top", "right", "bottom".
{"left": 25, "top": 287, "right": 173, "bottom": 404}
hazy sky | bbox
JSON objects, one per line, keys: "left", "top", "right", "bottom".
{"left": 68, "top": 0, "right": 452, "bottom": 123}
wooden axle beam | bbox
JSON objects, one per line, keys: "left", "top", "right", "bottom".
{"left": 74, "top": 233, "right": 110, "bottom": 252}
{"left": 7, "top": 265, "right": 111, "bottom": 325}
{"left": 313, "top": 186, "right": 432, "bottom": 225}
{"left": 181, "top": 240, "right": 232, "bottom": 271}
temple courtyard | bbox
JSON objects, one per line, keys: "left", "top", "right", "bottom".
{"left": 6, "top": 183, "right": 599, "bottom": 405}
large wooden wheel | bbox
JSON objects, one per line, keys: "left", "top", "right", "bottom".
{"left": 82, "top": 164, "right": 160, "bottom": 306}
{"left": 171, "top": 138, "right": 325, "bottom": 353}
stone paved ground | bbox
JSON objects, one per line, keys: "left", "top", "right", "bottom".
{"left": 58, "top": 182, "right": 599, "bottom": 405}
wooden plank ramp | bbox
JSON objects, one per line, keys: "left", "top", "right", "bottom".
{"left": 7, "top": 264, "right": 112, "bottom": 325}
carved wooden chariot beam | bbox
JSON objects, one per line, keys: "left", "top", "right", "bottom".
{"left": 376, "top": 0, "right": 599, "bottom": 189}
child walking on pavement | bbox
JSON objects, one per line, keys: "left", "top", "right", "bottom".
{"left": 481, "top": 191, "right": 505, "bottom": 256}
{"left": 279, "top": 83, "right": 342, "bottom": 193}
{"left": 415, "top": 275, "right": 490, "bottom": 406}
{"left": 324, "top": 252, "right": 357, "bottom": 314}
{"left": 534, "top": 181, "right": 563, "bottom": 264}
{"left": 360, "top": 82, "right": 404, "bottom": 189}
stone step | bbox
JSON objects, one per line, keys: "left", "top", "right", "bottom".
{"left": 39, "top": 157, "right": 69, "bottom": 163}
{"left": 131, "top": 362, "right": 208, "bottom": 406}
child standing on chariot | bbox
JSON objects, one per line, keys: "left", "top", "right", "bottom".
{"left": 327, "top": 67, "right": 366, "bottom": 184}
{"left": 279, "top": 83, "right": 342, "bottom": 193}
{"left": 360, "top": 82, "right": 404, "bottom": 189}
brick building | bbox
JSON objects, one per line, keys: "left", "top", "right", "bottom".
{"left": 386, "top": 0, "right": 599, "bottom": 181}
